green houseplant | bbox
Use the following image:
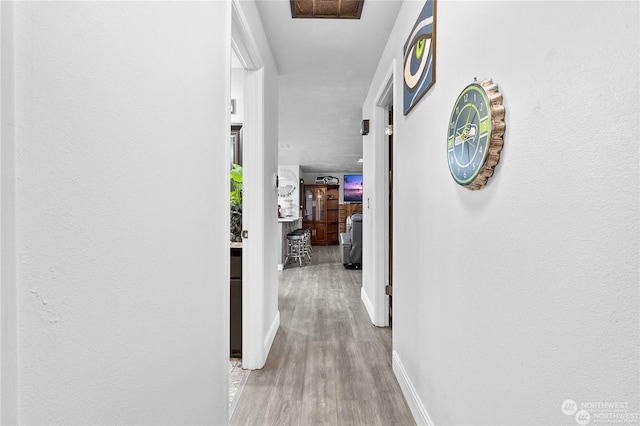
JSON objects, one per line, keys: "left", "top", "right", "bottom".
{"left": 230, "top": 164, "right": 243, "bottom": 242}
{"left": 230, "top": 163, "right": 243, "bottom": 206}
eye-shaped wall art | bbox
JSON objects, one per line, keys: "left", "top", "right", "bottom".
{"left": 403, "top": 0, "right": 436, "bottom": 115}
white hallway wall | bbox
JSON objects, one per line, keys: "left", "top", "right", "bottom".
{"left": 10, "top": 2, "right": 231, "bottom": 423}
{"left": 363, "top": 1, "right": 639, "bottom": 424}
{"left": 1, "top": 2, "right": 19, "bottom": 423}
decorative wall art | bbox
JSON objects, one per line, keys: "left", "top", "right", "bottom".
{"left": 403, "top": 0, "right": 436, "bottom": 115}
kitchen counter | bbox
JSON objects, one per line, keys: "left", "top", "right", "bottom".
{"left": 278, "top": 217, "right": 301, "bottom": 223}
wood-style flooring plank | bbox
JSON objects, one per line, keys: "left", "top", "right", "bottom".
{"left": 302, "top": 340, "right": 337, "bottom": 400}
{"left": 272, "top": 330, "right": 307, "bottom": 401}
{"left": 336, "top": 399, "right": 383, "bottom": 426}
{"left": 334, "top": 341, "right": 376, "bottom": 402}
{"left": 299, "top": 398, "right": 338, "bottom": 426}
{"left": 230, "top": 245, "right": 415, "bottom": 426}
{"left": 262, "top": 399, "right": 303, "bottom": 426}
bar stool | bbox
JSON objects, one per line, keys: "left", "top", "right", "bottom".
{"left": 302, "top": 228, "right": 313, "bottom": 260}
{"left": 285, "top": 232, "right": 306, "bottom": 267}
{"left": 297, "top": 228, "right": 313, "bottom": 260}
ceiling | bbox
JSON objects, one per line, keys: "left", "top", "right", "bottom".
{"left": 253, "top": 0, "right": 402, "bottom": 173}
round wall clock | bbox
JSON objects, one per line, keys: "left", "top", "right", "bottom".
{"left": 446, "top": 78, "right": 505, "bottom": 190}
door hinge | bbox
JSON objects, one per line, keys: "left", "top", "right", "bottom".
{"left": 385, "top": 285, "right": 393, "bottom": 296}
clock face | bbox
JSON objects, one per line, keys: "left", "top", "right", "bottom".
{"left": 447, "top": 83, "right": 492, "bottom": 186}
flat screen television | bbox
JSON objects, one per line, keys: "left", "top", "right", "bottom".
{"left": 343, "top": 174, "right": 363, "bottom": 203}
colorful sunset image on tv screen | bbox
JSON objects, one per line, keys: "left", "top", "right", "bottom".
{"left": 344, "top": 174, "right": 363, "bottom": 202}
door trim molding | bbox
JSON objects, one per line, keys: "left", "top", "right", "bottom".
{"left": 231, "top": 1, "right": 262, "bottom": 71}
{"left": 375, "top": 63, "right": 394, "bottom": 108}
{"left": 364, "top": 59, "right": 395, "bottom": 327}
{"left": 231, "top": 0, "right": 268, "bottom": 371}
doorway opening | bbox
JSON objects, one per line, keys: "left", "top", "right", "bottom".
{"left": 228, "top": 50, "right": 248, "bottom": 418}
{"left": 372, "top": 59, "right": 395, "bottom": 328}
{"left": 229, "top": 1, "right": 268, "bottom": 417}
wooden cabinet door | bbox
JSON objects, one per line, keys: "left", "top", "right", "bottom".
{"left": 303, "top": 184, "right": 339, "bottom": 245}
{"left": 326, "top": 186, "right": 339, "bottom": 244}
{"left": 303, "top": 223, "right": 314, "bottom": 237}
{"left": 304, "top": 185, "right": 327, "bottom": 222}
{"left": 314, "top": 223, "right": 326, "bottom": 244}
{"left": 313, "top": 187, "right": 326, "bottom": 222}
{"left": 304, "top": 188, "right": 313, "bottom": 221}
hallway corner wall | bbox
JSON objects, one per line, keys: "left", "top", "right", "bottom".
{"left": 363, "top": 1, "right": 640, "bottom": 424}
{"left": 14, "top": 2, "right": 231, "bottom": 423}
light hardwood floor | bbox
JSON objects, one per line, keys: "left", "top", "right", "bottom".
{"left": 231, "top": 245, "right": 416, "bottom": 426}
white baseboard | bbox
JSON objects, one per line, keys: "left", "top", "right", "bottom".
{"left": 360, "top": 287, "right": 375, "bottom": 324}
{"left": 392, "top": 350, "right": 434, "bottom": 426}
{"left": 262, "top": 310, "right": 280, "bottom": 365}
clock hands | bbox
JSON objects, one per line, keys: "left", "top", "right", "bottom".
{"left": 464, "top": 108, "right": 473, "bottom": 127}
{"left": 464, "top": 109, "right": 474, "bottom": 163}
{"left": 455, "top": 108, "right": 479, "bottom": 163}
{"left": 468, "top": 110, "right": 477, "bottom": 130}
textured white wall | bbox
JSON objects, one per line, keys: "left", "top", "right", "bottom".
{"left": 364, "top": 1, "right": 639, "bottom": 424}
{"left": 1, "top": 2, "right": 19, "bottom": 423}
{"left": 14, "top": 2, "right": 230, "bottom": 424}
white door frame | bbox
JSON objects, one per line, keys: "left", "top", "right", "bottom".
{"left": 370, "top": 60, "right": 395, "bottom": 327}
{"left": 230, "top": 0, "right": 267, "bottom": 370}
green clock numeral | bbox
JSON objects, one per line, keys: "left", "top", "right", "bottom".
{"left": 480, "top": 119, "right": 490, "bottom": 134}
